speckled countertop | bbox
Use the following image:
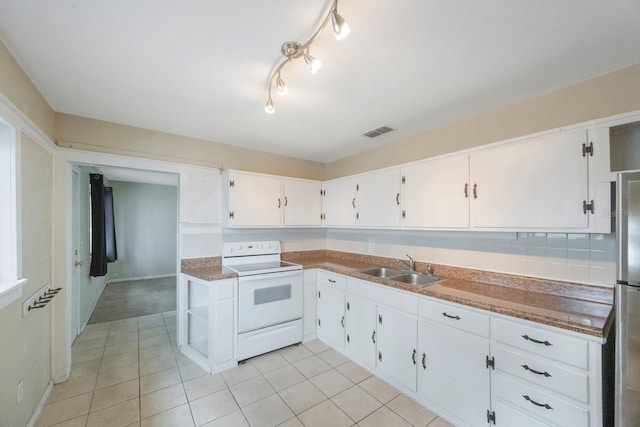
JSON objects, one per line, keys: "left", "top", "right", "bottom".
{"left": 181, "top": 250, "right": 614, "bottom": 339}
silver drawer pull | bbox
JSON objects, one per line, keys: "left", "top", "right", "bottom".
{"left": 522, "top": 364, "right": 552, "bottom": 377}
{"left": 328, "top": 279, "right": 336, "bottom": 283}
{"left": 442, "top": 312, "right": 460, "bottom": 320}
{"left": 522, "top": 335, "right": 552, "bottom": 346}
{"left": 523, "top": 395, "right": 553, "bottom": 410}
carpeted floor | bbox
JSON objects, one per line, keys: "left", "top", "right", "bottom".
{"left": 88, "top": 276, "right": 177, "bottom": 324}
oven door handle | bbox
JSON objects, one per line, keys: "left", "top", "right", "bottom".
{"left": 237, "top": 270, "right": 302, "bottom": 282}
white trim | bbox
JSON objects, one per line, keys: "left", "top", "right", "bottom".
{"left": 107, "top": 273, "right": 177, "bottom": 283}
{"left": 0, "top": 92, "right": 56, "bottom": 155}
{"left": 26, "top": 379, "right": 53, "bottom": 427}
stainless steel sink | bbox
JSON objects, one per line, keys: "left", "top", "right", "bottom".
{"left": 390, "top": 272, "right": 441, "bottom": 286}
{"left": 358, "top": 267, "right": 404, "bottom": 278}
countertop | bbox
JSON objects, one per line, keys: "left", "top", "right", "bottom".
{"left": 181, "top": 251, "right": 614, "bottom": 339}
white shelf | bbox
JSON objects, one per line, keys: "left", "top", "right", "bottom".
{"left": 188, "top": 305, "right": 209, "bottom": 322}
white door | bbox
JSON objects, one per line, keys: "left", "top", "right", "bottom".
{"left": 418, "top": 319, "right": 490, "bottom": 426}
{"left": 356, "top": 169, "right": 401, "bottom": 227}
{"left": 376, "top": 305, "right": 418, "bottom": 391}
{"left": 70, "top": 169, "right": 80, "bottom": 342}
{"left": 228, "top": 172, "right": 282, "bottom": 226}
{"left": 401, "top": 154, "right": 470, "bottom": 228}
{"left": 317, "top": 283, "right": 345, "bottom": 349}
{"left": 345, "top": 294, "right": 377, "bottom": 368}
{"left": 283, "top": 179, "right": 322, "bottom": 226}
{"left": 323, "top": 177, "right": 356, "bottom": 226}
{"left": 470, "top": 129, "right": 589, "bottom": 229}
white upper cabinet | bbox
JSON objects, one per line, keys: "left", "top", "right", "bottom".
{"left": 470, "top": 129, "right": 590, "bottom": 230}
{"left": 283, "top": 179, "right": 323, "bottom": 226}
{"left": 323, "top": 176, "right": 356, "bottom": 227}
{"left": 401, "top": 154, "right": 470, "bottom": 228}
{"left": 223, "top": 170, "right": 322, "bottom": 227}
{"left": 355, "top": 168, "right": 401, "bottom": 228}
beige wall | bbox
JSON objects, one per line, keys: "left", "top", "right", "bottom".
{"left": 55, "top": 113, "right": 327, "bottom": 180}
{"left": 327, "top": 63, "right": 640, "bottom": 178}
{"left": 0, "top": 135, "right": 53, "bottom": 427}
{"left": 0, "top": 41, "right": 55, "bottom": 140}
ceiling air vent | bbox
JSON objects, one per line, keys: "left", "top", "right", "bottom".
{"left": 363, "top": 125, "right": 395, "bottom": 138}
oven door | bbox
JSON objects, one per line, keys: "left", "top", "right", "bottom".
{"left": 238, "top": 270, "right": 303, "bottom": 333}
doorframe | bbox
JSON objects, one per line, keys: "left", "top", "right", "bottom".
{"left": 69, "top": 166, "right": 80, "bottom": 343}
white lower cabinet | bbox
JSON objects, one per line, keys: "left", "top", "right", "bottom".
{"left": 314, "top": 271, "right": 608, "bottom": 427}
{"left": 418, "top": 301, "right": 491, "bottom": 427}
{"left": 377, "top": 305, "right": 418, "bottom": 391}
{"left": 178, "top": 274, "right": 237, "bottom": 374}
{"left": 345, "top": 293, "right": 377, "bottom": 368}
{"left": 317, "top": 271, "right": 347, "bottom": 349}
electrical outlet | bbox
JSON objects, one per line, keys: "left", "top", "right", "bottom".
{"left": 17, "top": 380, "right": 23, "bottom": 403}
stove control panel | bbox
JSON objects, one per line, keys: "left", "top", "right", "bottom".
{"left": 222, "top": 241, "right": 281, "bottom": 257}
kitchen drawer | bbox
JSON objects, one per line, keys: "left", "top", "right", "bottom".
{"left": 493, "top": 319, "right": 588, "bottom": 369}
{"left": 318, "top": 270, "right": 347, "bottom": 291}
{"left": 493, "top": 399, "right": 549, "bottom": 427}
{"left": 348, "top": 278, "right": 419, "bottom": 316}
{"left": 419, "top": 297, "right": 490, "bottom": 338}
{"left": 493, "top": 345, "right": 589, "bottom": 403}
{"left": 493, "top": 373, "right": 588, "bottom": 427}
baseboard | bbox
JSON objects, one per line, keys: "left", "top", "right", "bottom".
{"left": 107, "top": 274, "right": 176, "bottom": 283}
{"left": 27, "top": 379, "right": 53, "bottom": 427}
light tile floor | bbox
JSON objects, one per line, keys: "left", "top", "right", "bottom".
{"left": 37, "top": 311, "right": 455, "bottom": 427}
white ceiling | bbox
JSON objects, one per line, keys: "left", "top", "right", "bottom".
{"left": 1, "top": 1, "right": 639, "bottom": 163}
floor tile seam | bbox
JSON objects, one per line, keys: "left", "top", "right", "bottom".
{"left": 88, "top": 394, "right": 140, "bottom": 415}
{"left": 139, "top": 386, "right": 188, "bottom": 420}
{"left": 276, "top": 379, "right": 330, "bottom": 416}
{"left": 299, "top": 394, "right": 355, "bottom": 424}
{"left": 328, "top": 384, "right": 380, "bottom": 423}
{"left": 383, "top": 398, "right": 432, "bottom": 427}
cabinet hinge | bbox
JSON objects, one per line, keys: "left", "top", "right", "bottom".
{"left": 582, "top": 141, "right": 594, "bottom": 157}
{"left": 356, "top": 212, "right": 359, "bottom": 220}
{"left": 356, "top": 184, "right": 359, "bottom": 191}
{"left": 321, "top": 213, "right": 325, "bottom": 220}
{"left": 402, "top": 175, "right": 406, "bottom": 184}
{"left": 583, "top": 200, "right": 595, "bottom": 215}
{"left": 378, "top": 314, "right": 382, "bottom": 324}
{"left": 318, "top": 291, "right": 321, "bottom": 298}
{"left": 487, "top": 410, "right": 496, "bottom": 424}
{"left": 347, "top": 301, "right": 350, "bottom": 310}
{"left": 346, "top": 334, "right": 350, "bottom": 343}
{"left": 321, "top": 189, "right": 325, "bottom": 196}
{"left": 318, "top": 319, "right": 321, "bottom": 326}
{"left": 402, "top": 210, "right": 406, "bottom": 219}
{"left": 486, "top": 355, "right": 495, "bottom": 370}
{"left": 229, "top": 179, "right": 235, "bottom": 188}
{"left": 229, "top": 211, "right": 235, "bottom": 219}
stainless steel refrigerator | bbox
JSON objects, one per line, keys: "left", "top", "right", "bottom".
{"left": 616, "top": 172, "right": 640, "bottom": 426}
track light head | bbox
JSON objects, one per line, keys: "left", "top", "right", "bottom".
{"left": 276, "top": 73, "right": 288, "bottom": 95}
{"left": 331, "top": 8, "right": 350, "bottom": 41}
{"left": 265, "top": 96, "right": 274, "bottom": 114}
{"left": 303, "top": 52, "right": 322, "bottom": 74}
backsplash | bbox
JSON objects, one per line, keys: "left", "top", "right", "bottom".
{"left": 326, "top": 229, "right": 616, "bottom": 287}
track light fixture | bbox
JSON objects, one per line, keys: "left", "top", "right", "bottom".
{"left": 264, "top": 0, "right": 350, "bottom": 114}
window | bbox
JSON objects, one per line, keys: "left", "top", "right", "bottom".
{"left": 0, "top": 119, "right": 26, "bottom": 310}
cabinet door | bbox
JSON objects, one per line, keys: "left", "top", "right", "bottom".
{"left": 214, "top": 297, "right": 235, "bottom": 365}
{"left": 356, "top": 169, "right": 401, "bottom": 227}
{"left": 345, "top": 294, "right": 377, "bottom": 369}
{"left": 376, "top": 305, "right": 418, "bottom": 391}
{"left": 470, "top": 129, "right": 589, "bottom": 229}
{"left": 317, "top": 283, "right": 346, "bottom": 349}
{"left": 401, "top": 155, "right": 470, "bottom": 228}
{"left": 227, "top": 172, "right": 282, "bottom": 226}
{"left": 418, "top": 319, "right": 490, "bottom": 426}
{"left": 323, "top": 177, "right": 356, "bottom": 226}
{"left": 284, "top": 179, "right": 322, "bottom": 226}
{"left": 303, "top": 283, "right": 317, "bottom": 339}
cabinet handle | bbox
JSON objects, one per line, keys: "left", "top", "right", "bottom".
{"left": 422, "top": 353, "right": 427, "bottom": 369}
{"left": 473, "top": 183, "right": 478, "bottom": 199}
{"left": 278, "top": 198, "right": 281, "bottom": 208}
{"left": 442, "top": 312, "right": 461, "bottom": 320}
{"left": 328, "top": 279, "right": 336, "bottom": 283}
{"left": 464, "top": 183, "right": 469, "bottom": 199}
{"left": 522, "top": 395, "right": 553, "bottom": 410}
{"left": 284, "top": 196, "right": 288, "bottom": 206}
{"left": 522, "top": 335, "right": 553, "bottom": 347}
{"left": 396, "top": 193, "right": 400, "bottom": 205}
{"left": 378, "top": 351, "right": 382, "bottom": 362}
{"left": 372, "top": 330, "right": 376, "bottom": 344}
{"left": 412, "top": 349, "right": 417, "bottom": 365}
{"left": 522, "top": 365, "right": 552, "bottom": 377}
{"left": 352, "top": 198, "right": 356, "bottom": 208}
{"left": 341, "top": 316, "right": 345, "bottom": 327}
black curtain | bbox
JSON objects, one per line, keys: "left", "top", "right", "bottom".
{"left": 104, "top": 187, "right": 118, "bottom": 262}
{"left": 89, "top": 174, "right": 118, "bottom": 277}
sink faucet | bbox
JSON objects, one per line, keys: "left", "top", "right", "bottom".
{"left": 400, "top": 254, "right": 415, "bottom": 271}
{"left": 426, "top": 263, "right": 433, "bottom": 275}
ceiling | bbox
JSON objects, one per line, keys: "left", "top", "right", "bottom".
{"left": 1, "top": 1, "right": 639, "bottom": 163}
